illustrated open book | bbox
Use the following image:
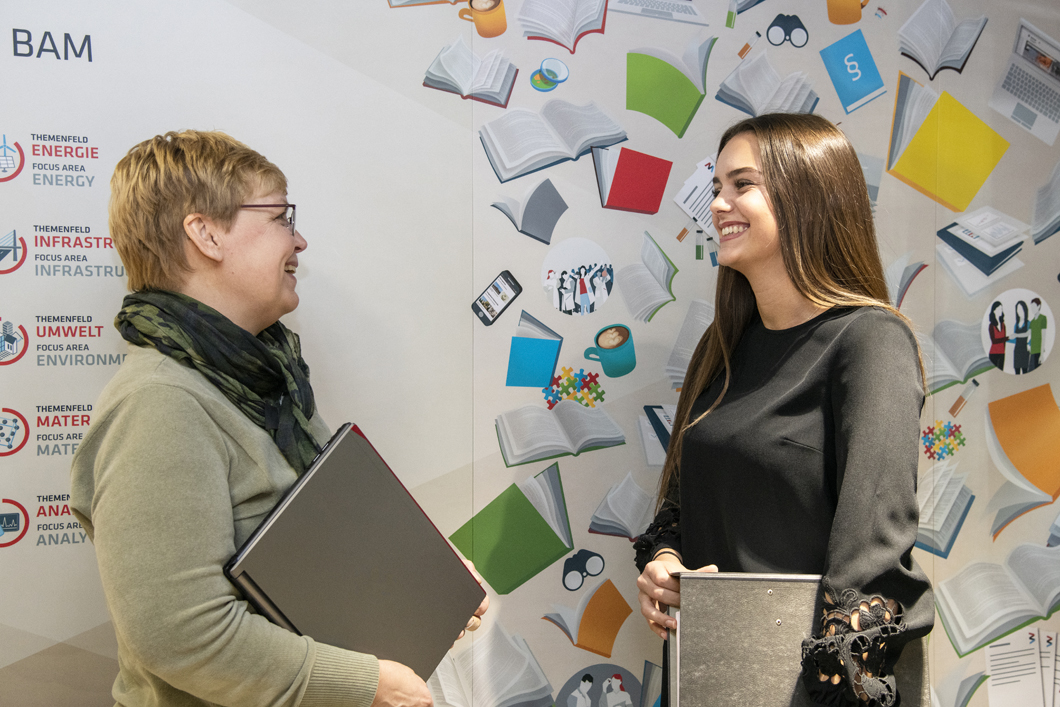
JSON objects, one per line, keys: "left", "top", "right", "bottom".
{"left": 506, "top": 310, "right": 562, "bottom": 387}
{"left": 915, "top": 318, "right": 993, "bottom": 394}
{"left": 589, "top": 472, "right": 654, "bottom": 541}
{"left": 518, "top": 0, "right": 607, "bottom": 54}
{"left": 935, "top": 206, "right": 1027, "bottom": 277}
{"left": 427, "top": 622, "right": 553, "bottom": 707}
{"left": 887, "top": 72, "right": 1008, "bottom": 212}
{"left": 884, "top": 252, "right": 927, "bottom": 310}
{"left": 915, "top": 459, "right": 974, "bottom": 559}
{"left": 495, "top": 400, "right": 625, "bottom": 467}
{"left": 985, "top": 384, "right": 1060, "bottom": 538}
{"left": 479, "top": 100, "right": 626, "bottom": 183}
{"left": 715, "top": 51, "right": 818, "bottom": 117}
{"left": 449, "top": 463, "right": 571, "bottom": 595}
{"left": 542, "top": 578, "right": 632, "bottom": 658}
{"left": 667, "top": 299, "right": 714, "bottom": 390}
{"left": 930, "top": 661, "right": 986, "bottom": 707}
{"left": 619, "top": 232, "right": 678, "bottom": 323}
{"left": 591, "top": 146, "right": 672, "bottom": 215}
{"left": 935, "top": 543, "right": 1060, "bottom": 656}
{"left": 898, "top": 0, "right": 986, "bottom": 80}
{"left": 492, "top": 178, "right": 568, "bottom": 245}
{"left": 626, "top": 35, "right": 717, "bottom": 138}
{"left": 423, "top": 36, "right": 518, "bottom": 109}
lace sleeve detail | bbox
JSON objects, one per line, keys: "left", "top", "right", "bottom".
{"left": 800, "top": 582, "right": 906, "bottom": 707}
{"left": 632, "top": 503, "right": 681, "bottom": 572}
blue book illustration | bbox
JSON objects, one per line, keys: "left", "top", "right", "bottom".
{"left": 506, "top": 311, "right": 562, "bottom": 387}
{"left": 820, "top": 30, "right": 885, "bottom": 114}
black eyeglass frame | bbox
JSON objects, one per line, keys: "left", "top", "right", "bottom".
{"left": 240, "top": 203, "right": 296, "bottom": 234}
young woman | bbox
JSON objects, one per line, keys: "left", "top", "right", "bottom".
{"left": 633, "top": 114, "right": 932, "bottom": 707}
{"left": 71, "top": 131, "right": 485, "bottom": 707}
{"left": 988, "top": 301, "right": 1008, "bottom": 371}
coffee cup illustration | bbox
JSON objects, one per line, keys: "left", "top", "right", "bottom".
{"left": 827, "top": 0, "right": 869, "bottom": 25}
{"left": 459, "top": 0, "right": 507, "bottom": 38}
{"left": 584, "top": 324, "right": 636, "bottom": 377}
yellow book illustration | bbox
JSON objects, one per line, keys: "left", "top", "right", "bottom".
{"left": 985, "top": 383, "right": 1060, "bottom": 537}
{"left": 887, "top": 72, "right": 1009, "bottom": 212}
{"left": 542, "top": 578, "right": 632, "bottom": 658}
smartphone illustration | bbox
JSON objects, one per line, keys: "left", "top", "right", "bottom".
{"left": 472, "top": 270, "right": 522, "bottom": 325}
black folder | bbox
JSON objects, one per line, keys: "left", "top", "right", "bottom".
{"left": 225, "top": 423, "right": 485, "bottom": 679}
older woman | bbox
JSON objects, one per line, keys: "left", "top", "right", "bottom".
{"left": 634, "top": 114, "right": 933, "bottom": 707}
{"left": 71, "top": 130, "right": 479, "bottom": 707}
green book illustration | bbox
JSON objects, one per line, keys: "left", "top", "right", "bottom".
{"left": 450, "top": 463, "right": 572, "bottom": 595}
{"left": 618, "top": 232, "right": 678, "bottom": 323}
{"left": 627, "top": 36, "right": 717, "bottom": 138}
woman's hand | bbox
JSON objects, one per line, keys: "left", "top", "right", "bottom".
{"left": 370, "top": 660, "right": 432, "bottom": 707}
{"left": 456, "top": 560, "right": 489, "bottom": 640}
{"left": 636, "top": 552, "right": 717, "bottom": 640}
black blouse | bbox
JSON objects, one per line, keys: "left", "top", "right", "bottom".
{"left": 636, "top": 307, "right": 933, "bottom": 707}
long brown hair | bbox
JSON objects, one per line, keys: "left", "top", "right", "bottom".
{"left": 656, "top": 113, "right": 923, "bottom": 510}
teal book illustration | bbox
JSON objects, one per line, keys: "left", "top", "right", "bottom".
{"left": 915, "top": 459, "right": 973, "bottom": 559}
{"left": 495, "top": 400, "right": 625, "bottom": 467}
{"left": 820, "top": 30, "right": 885, "bottom": 114}
{"left": 449, "top": 463, "right": 572, "bottom": 595}
{"left": 626, "top": 36, "right": 717, "bottom": 138}
{"left": 507, "top": 311, "right": 562, "bottom": 387}
{"left": 618, "top": 232, "right": 678, "bottom": 323}
{"left": 492, "top": 178, "right": 568, "bottom": 245}
{"left": 935, "top": 543, "right": 1060, "bottom": 656}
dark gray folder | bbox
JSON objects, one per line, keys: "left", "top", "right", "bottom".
{"left": 224, "top": 423, "right": 486, "bottom": 680}
{"left": 669, "top": 572, "right": 928, "bottom": 707}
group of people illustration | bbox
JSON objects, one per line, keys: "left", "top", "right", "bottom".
{"left": 545, "top": 263, "right": 613, "bottom": 316}
{"left": 987, "top": 297, "right": 1049, "bottom": 374}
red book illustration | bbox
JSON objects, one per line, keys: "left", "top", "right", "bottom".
{"left": 592, "top": 146, "right": 673, "bottom": 215}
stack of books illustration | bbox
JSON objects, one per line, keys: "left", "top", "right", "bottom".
{"left": 449, "top": 463, "right": 571, "bottom": 594}
{"left": 898, "top": 0, "right": 987, "bottom": 80}
{"left": 915, "top": 458, "right": 973, "bottom": 558}
{"left": 985, "top": 384, "right": 1060, "bottom": 537}
{"left": 589, "top": 472, "right": 654, "bottom": 540}
{"left": 626, "top": 35, "right": 717, "bottom": 137}
{"left": 479, "top": 100, "right": 626, "bottom": 182}
{"left": 423, "top": 36, "right": 518, "bottom": 108}
{"left": 427, "top": 622, "right": 553, "bottom": 707}
{"left": 591, "top": 146, "right": 672, "bottom": 214}
{"left": 492, "top": 179, "right": 568, "bottom": 245}
{"left": 666, "top": 299, "right": 714, "bottom": 389}
{"left": 935, "top": 543, "right": 1060, "bottom": 656}
{"left": 506, "top": 310, "right": 563, "bottom": 387}
{"left": 618, "top": 232, "right": 678, "bottom": 322}
{"left": 542, "top": 578, "right": 632, "bottom": 657}
{"left": 494, "top": 400, "right": 625, "bottom": 466}
{"left": 716, "top": 51, "right": 819, "bottom": 117}
{"left": 887, "top": 72, "right": 1009, "bottom": 212}
{"left": 936, "top": 205, "right": 1027, "bottom": 278}
{"left": 518, "top": 0, "right": 607, "bottom": 54}
{"left": 915, "top": 318, "right": 993, "bottom": 394}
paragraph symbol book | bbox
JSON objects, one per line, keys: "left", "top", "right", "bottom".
{"left": 820, "top": 30, "right": 885, "bottom": 114}
{"left": 449, "top": 463, "right": 571, "bottom": 595}
{"left": 626, "top": 35, "right": 717, "bottom": 138}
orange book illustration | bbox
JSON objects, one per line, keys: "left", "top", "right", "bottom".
{"left": 542, "top": 578, "right": 632, "bottom": 658}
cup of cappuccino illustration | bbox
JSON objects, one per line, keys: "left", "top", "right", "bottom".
{"left": 459, "top": 0, "right": 507, "bottom": 38}
{"left": 584, "top": 324, "right": 636, "bottom": 377}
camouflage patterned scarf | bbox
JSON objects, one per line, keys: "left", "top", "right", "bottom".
{"left": 115, "top": 290, "right": 320, "bottom": 475}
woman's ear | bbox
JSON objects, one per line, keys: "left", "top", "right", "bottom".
{"left": 183, "top": 213, "right": 224, "bottom": 263}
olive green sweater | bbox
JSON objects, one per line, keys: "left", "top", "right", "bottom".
{"left": 71, "top": 345, "right": 379, "bottom": 707}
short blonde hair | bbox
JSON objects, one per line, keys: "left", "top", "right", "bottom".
{"left": 108, "top": 130, "right": 287, "bottom": 292}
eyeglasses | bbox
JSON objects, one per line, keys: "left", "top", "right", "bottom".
{"left": 240, "top": 203, "right": 296, "bottom": 235}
